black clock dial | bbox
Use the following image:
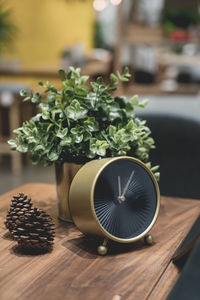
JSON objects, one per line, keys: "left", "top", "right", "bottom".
{"left": 94, "top": 159, "right": 158, "bottom": 239}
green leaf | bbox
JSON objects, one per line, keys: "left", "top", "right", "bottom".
{"left": 23, "top": 96, "right": 31, "bottom": 102}
{"left": 56, "top": 128, "right": 68, "bottom": 139}
{"left": 108, "top": 109, "right": 122, "bottom": 121}
{"left": 110, "top": 74, "right": 118, "bottom": 85}
{"left": 39, "top": 103, "right": 48, "bottom": 112}
{"left": 79, "top": 75, "right": 89, "bottom": 85}
{"left": 123, "top": 66, "right": 131, "bottom": 78}
{"left": 31, "top": 92, "right": 41, "bottom": 103}
{"left": 138, "top": 147, "right": 147, "bottom": 153}
{"left": 60, "top": 137, "right": 72, "bottom": 146}
{"left": 52, "top": 109, "right": 62, "bottom": 120}
{"left": 59, "top": 69, "right": 67, "bottom": 78}
{"left": 13, "top": 128, "right": 22, "bottom": 135}
{"left": 97, "top": 142, "right": 109, "bottom": 156}
{"left": 34, "top": 145, "right": 45, "bottom": 151}
{"left": 20, "top": 89, "right": 27, "bottom": 97}
{"left": 151, "top": 165, "right": 159, "bottom": 172}
{"left": 108, "top": 125, "right": 116, "bottom": 136}
{"left": 65, "top": 100, "right": 88, "bottom": 120}
{"left": 38, "top": 81, "right": 44, "bottom": 86}
{"left": 76, "top": 85, "right": 89, "bottom": 96}
{"left": 107, "top": 87, "right": 117, "bottom": 92}
{"left": 27, "top": 136, "right": 37, "bottom": 144}
{"left": 83, "top": 131, "right": 92, "bottom": 141}
{"left": 138, "top": 98, "right": 149, "bottom": 108}
{"left": 66, "top": 79, "right": 75, "bottom": 88}
{"left": 47, "top": 124, "right": 54, "bottom": 132}
{"left": 32, "top": 113, "right": 42, "bottom": 122}
{"left": 126, "top": 120, "right": 135, "bottom": 131}
{"left": 126, "top": 102, "right": 134, "bottom": 113}
{"left": 74, "top": 134, "right": 83, "bottom": 143}
{"left": 69, "top": 66, "right": 81, "bottom": 78}
{"left": 50, "top": 86, "right": 58, "bottom": 93}
{"left": 30, "top": 153, "right": 41, "bottom": 165}
{"left": 130, "top": 95, "right": 139, "bottom": 106}
{"left": 71, "top": 125, "right": 84, "bottom": 135}
{"left": 47, "top": 94, "right": 56, "bottom": 102}
{"left": 146, "top": 162, "right": 151, "bottom": 169}
{"left": 42, "top": 111, "right": 50, "bottom": 120}
{"left": 116, "top": 71, "right": 129, "bottom": 82}
{"left": 154, "top": 172, "right": 160, "bottom": 181}
{"left": 83, "top": 117, "right": 99, "bottom": 132}
{"left": 97, "top": 76, "right": 103, "bottom": 84}
{"left": 47, "top": 151, "right": 59, "bottom": 161}
{"left": 16, "top": 144, "right": 28, "bottom": 153}
{"left": 8, "top": 139, "right": 17, "bottom": 149}
{"left": 90, "top": 140, "right": 109, "bottom": 157}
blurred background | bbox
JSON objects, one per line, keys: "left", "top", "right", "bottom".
{"left": 1, "top": 0, "right": 200, "bottom": 199}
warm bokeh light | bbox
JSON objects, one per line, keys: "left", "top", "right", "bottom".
{"left": 110, "top": 0, "right": 122, "bottom": 6}
{"left": 93, "top": 0, "right": 108, "bottom": 12}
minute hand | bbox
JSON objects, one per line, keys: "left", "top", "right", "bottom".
{"left": 121, "top": 170, "right": 135, "bottom": 197}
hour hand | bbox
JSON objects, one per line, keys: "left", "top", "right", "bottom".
{"left": 117, "top": 176, "right": 125, "bottom": 203}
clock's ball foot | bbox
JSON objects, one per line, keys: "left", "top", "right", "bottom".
{"left": 97, "top": 239, "right": 108, "bottom": 255}
{"left": 97, "top": 245, "right": 108, "bottom": 255}
{"left": 144, "top": 234, "right": 154, "bottom": 245}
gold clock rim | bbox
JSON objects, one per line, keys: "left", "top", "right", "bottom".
{"left": 89, "top": 156, "right": 160, "bottom": 243}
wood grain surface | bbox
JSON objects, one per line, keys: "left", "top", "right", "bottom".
{"left": 0, "top": 183, "right": 200, "bottom": 300}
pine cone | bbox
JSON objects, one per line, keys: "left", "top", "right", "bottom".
{"left": 5, "top": 193, "right": 33, "bottom": 233}
{"left": 5, "top": 193, "right": 55, "bottom": 251}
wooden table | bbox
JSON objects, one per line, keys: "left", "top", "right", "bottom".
{"left": 0, "top": 184, "right": 200, "bottom": 300}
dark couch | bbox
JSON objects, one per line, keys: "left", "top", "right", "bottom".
{"left": 138, "top": 113, "right": 200, "bottom": 200}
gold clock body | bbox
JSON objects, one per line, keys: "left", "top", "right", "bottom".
{"left": 69, "top": 156, "right": 160, "bottom": 243}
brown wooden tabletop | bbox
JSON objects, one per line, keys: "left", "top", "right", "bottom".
{"left": 0, "top": 183, "right": 200, "bottom": 300}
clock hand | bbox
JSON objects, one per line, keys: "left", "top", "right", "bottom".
{"left": 121, "top": 170, "right": 135, "bottom": 197}
{"left": 118, "top": 176, "right": 122, "bottom": 197}
{"left": 117, "top": 176, "right": 125, "bottom": 203}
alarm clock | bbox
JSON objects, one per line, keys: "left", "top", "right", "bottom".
{"left": 69, "top": 156, "right": 160, "bottom": 255}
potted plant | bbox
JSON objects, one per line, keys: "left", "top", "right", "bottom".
{"left": 8, "top": 67, "right": 159, "bottom": 221}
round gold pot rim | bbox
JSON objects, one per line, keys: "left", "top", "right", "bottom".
{"left": 88, "top": 156, "right": 160, "bottom": 243}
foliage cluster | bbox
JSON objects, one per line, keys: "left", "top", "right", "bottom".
{"left": 9, "top": 67, "right": 159, "bottom": 180}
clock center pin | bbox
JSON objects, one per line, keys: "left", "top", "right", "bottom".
{"left": 117, "top": 195, "right": 126, "bottom": 203}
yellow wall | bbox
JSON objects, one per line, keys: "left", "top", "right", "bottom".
{"left": 5, "top": 0, "right": 94, "bottom": 68}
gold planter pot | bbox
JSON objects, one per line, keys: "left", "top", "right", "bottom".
{"left": 55, "top": 162, "right": 82, "bottom": 222}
